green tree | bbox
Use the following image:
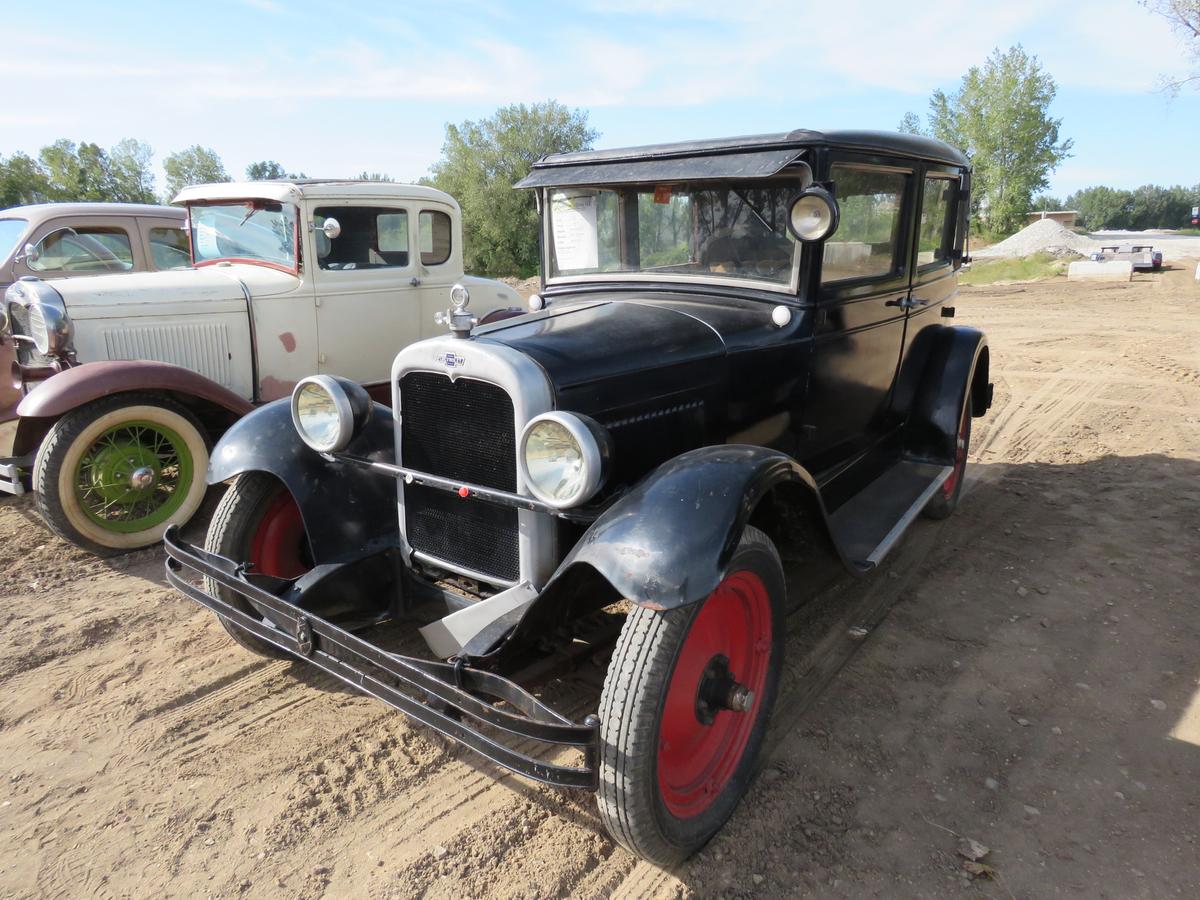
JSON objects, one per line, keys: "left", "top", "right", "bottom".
{"left": 928, "top": 46, "right": 1072, "bottom": 233}
{"left": 108, "top": 139, "right": 157, "bottom": 203}
{"left": 163, "top": 145, "right": 229, "bottom": 199}
{"left": 1142, "top": 0, "right": 1200, "bottom": 93}
{"left": 246, "top": 160, "right": 288, "bottom": 180}
{"left": 354, "top": 171, "right": 394, "bottom": 182}
{"left": 1066, "top": 186, "right": 1133, "bottom": 230}
{"left": 1029, "top": 194, "right": 1063, "bottom": 212}
{"left": 897, "top": 111, "right": 925, "bottom": 135}
{"left": 0, "top": 152, "right": 51, "bottom": 206}
{"left": 38, "top": 140, "right": 115, "bottom": 201}
{"left": 427, "top": 100, "right": 598, "bottom": 276}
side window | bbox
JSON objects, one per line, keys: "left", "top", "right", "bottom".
{"left": 149, "top": 226, "right": 190, "bottom": 270}
{"left": 313, "top": 207, "right": 409, "bottom": 270}
{"left": 821, "top": 166, "right": 908, "bottom": 284}
{"left": 29, "top": 226, "right": 134, "bottom": 273}
{"left": 419, "top": 210, "right": 452, "bottom": 266}
{"left": 916, "top": 176, "right": 957, "bottom": 268}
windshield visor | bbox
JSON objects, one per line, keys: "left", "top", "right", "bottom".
{"left": 190, "top": 202, "right": 297, "bottom": 269}
{"left": 547, "top": 181, "right": 800, "bottom": 287}
{"left": 0, "top": 218, "right": 29, "bottom": 263}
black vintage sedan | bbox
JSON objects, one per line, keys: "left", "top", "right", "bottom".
{"left": 165, "top": 128, "right": 991, "bottom": 864}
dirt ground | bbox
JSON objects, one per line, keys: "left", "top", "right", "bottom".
{"left": 2, "top": 263, "right": 1198, "bottom": 899}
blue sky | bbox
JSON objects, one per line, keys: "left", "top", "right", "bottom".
{"left": 4, "top": 0, "right": 1198, "bottom": 198}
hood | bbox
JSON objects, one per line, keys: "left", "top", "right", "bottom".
{"left": 47, "top": 263, "right": 300, "bottom": 314}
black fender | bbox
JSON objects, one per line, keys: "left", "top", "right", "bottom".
{"left": 208, "top": 399, "right": 398, "bottom": 564}
{"left": 553, "top": 444, "right": 845, "bottom": 610}
{"left": 903, "top": 325, "right": 989, "bottom": 464}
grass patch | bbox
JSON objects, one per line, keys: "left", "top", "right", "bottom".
{"left": 960, "top": 252, "right": 1067, "bottom": 285}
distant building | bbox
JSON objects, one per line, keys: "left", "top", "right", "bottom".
{"left": 1026, "top": 210, "right": 1079, "bottom": 228}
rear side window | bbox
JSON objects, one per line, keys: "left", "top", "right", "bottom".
{"left": 314, "top": 207, "right": 409, "bottom": 270}
{"left": 916, "top": 176, "right": 957, "bottom": 268}
{"left": 419, "top": 210, "right": 452, "bottom": 265}
{"left": 29, "top": 226, "right": 134, "bottom": 273}
{"left": 149, "top": 226, "right": 190, "bottom": 269}
{"left": 821, "top": 166, "right": 908, "bottom": 284}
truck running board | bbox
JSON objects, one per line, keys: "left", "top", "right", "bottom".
{"left": 826, "top": 460, "right": 952, "bottom": 571}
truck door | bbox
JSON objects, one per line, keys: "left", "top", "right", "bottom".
{"left": 311, "top": 203, "right": 421, "bottom": 388}
{"left": 803, "top": 161, "right": 915, "bottom": 472}
{"left": 411, "top": 205, "right": 465, "bottom": 337}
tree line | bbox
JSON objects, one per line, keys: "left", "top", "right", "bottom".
{"left": 1032, "top": 184, "right": 1200, "bottom": 231}
{"left": 0, "top": 140, "right": 391, "bottom": 208}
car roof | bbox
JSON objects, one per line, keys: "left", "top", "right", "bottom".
{"left": 517, "top": 129, "right": 968, "bottom": 190}
{"left": 0, "top": 202, "right": 185, "bottom": 221}
{"left": 173, "top": 180, "right": 458, "bottom": 208}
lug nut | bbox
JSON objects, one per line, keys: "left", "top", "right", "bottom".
{"left": 727, "top": 684, "right": 754, "bottom": 712}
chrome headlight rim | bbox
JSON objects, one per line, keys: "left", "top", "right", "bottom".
{"left": 518, "top": 411, "right": 608, "bottom": 510}
{"left": 291, "top": 374, "right": 356, "bottom": 454}
{"left": 787, "top": 186, "right": 840, "bottom": 243}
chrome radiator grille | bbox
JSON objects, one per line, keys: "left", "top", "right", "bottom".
{"left": 399, "top": 372, "right": 520, "bottom": 583}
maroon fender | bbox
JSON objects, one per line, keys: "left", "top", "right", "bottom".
{"left": 16, "top": 360, "right": 254, "bottom": 420}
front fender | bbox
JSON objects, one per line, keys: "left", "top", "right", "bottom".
{"left": 16, "top": 359, "right": 253, "bottom": 420}
{"left": 208, "top": 400, "right": 398, "bottom": 564}
{"left": 548, "top": 444, "right": 834, "bottom": 611}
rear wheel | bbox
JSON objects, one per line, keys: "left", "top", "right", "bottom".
{"left": 33, "top": 394, "right": 209, "bottom": 555}
{"left": 596, "top": 526, "right": 785, "bottom": 864}
{"left": 205, "top": 472, "right": 312, "bottom": 658}
{"left": 923, "top": 399, "right": 972, "bottom": 520}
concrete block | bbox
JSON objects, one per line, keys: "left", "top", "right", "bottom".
{"left": 1068, "top": 260, "right": 1133, "bottom": 282}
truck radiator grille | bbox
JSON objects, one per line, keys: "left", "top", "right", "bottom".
{"left": 102, "top": 322, "right": 233, "bottom": 388}
{"left": 7, "top": 302, "right": 53, "bottom": 367}
{"left": 399, "top": 372, "right": 520, "bottom": 583}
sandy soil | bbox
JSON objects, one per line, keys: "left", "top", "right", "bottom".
{"left": 1, "top": 263, "right": 1198, "bottom": 899}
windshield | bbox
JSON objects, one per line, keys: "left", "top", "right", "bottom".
{"left": 546, "top": 181, "right": 799, "bottom": 286}
{"left": 189, "top": 202, "right": 297, "bottom": 269}
{"left": 0, "top": 218, "right": 29, "bottom": 262}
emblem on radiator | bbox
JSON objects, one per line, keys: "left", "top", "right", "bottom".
{"left": 436, "top": 351, "right": 466, "bottom": 368}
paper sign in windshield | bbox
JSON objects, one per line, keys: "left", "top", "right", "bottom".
{"left": 194, "top": 223, "right": 220, "bottom": 258}
{"left": 551, "top": 193, "right": 599, "bottom": 271}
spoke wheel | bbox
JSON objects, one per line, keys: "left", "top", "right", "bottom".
{"left": 33, "top": 395, "right": 209, "bottom": 555}
{"left": 597, "top": 526, "right": 785, "bottom": 865}
{"left": 206, "top": 472, "right": 312, "bottom": 658}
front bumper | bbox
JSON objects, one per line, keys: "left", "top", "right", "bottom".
{"left": 0, "top": 452, "right": 32, "bottom": 495}
{"left": 162, "top": 526, "right": 600, "bottom": 790}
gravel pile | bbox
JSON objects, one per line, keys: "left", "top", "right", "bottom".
{"left": 975, "top": 218, "right": 1098, "bottom": 259}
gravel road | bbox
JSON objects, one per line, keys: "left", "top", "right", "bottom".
{"left": 1, "top": 262, "right": 1198, "bottom": 898}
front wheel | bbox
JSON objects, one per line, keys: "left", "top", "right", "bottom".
{"left": 922, "top": 398, "right": 972, "bottom": 520}
{"left": 33, "top": 394, "right": 210, "bottom": 555}
{"left": 596, "top": 526, "right": 785, "bottom": 865}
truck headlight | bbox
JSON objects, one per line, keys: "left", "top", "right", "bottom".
{"left": 290, "top": 375, "right": 370, "bottom": 453}
{"left": 787, "top": 187, "right": 839, "bottom": 242}
{"left": 519, "top": 412, "right": 609, "bottom": 509}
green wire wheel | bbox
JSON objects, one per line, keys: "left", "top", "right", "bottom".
{"left": 33, "top": 394, "right": 210, "bottom": 555}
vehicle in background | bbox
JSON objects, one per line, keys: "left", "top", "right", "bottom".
{"left": 1191, "top": 205, "right": 1198, "bottom": 226}
{"left": 0, "top": 180, "right": 522, "bottom": 554}
{"left": 165, "top": 129, "right": 991, "bottom": 863}
{"left": 1092, "top": 244, "right": 1163, "bottom": 271}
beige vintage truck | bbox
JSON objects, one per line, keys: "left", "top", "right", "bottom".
{"left": 0, "top": 179, "right": 522, "bottom": 553}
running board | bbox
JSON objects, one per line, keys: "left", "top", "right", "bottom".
{"left": 826, "top": 461, "right": 952, "bottom": 571}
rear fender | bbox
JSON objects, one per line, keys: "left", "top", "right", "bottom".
{"left": 904, "top": 326, "right": 989, "bottom": 464}
{"left": 208, "top": 399, "right": 398, "bottom": 564}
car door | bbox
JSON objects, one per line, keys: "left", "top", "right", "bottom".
{"left": 14, "top": 216, "right": 145, "bottom": 280}
{"left": 311, "top": 203, "right": 421, "bottom": 387}
{"left": 893, "top": 168, "right": 963, "bottom": 418}
{"left": 803, "top": 160, "right": 915, "bottom": 473}
{"left": 413, "top": 205, "right": 464, "bottom": 337}
{"left": 138, "top": 217, "right": 190, "bottom": 271}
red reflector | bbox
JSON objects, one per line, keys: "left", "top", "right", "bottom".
{"left": 458, "top": 486, "right": 470, "bottom": 498}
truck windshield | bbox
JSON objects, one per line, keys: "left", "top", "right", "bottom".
{"left": 546, "top": 181, "right": 799, "bottom": 287}
{"left": 189, "top": 202, "right": 297, "bottom": 270}
{"left": 0, "top": 218, "right": 28, "bottom": 263}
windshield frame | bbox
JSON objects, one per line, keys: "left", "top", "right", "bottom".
{"left": 0, "top": 218, "right": 30, "bottom": 265}
{"left": 540, "top": 179, "right": 805, "bottom": 295}
{"left": 185, "top": 200, "right": 300, "bottom": 274}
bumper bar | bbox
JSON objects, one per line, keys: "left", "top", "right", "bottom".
{"left": 0, "top": 454, "right": 31, "bottom": 495}
{"left": 162, "top": 526, "right": 600, "bottom": 790}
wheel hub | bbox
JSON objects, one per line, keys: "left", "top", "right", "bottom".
{"left": 85, "top": 441, "right": 162, "bottom": 504}
{"left": 695, "top": 654, "right": 755, "bottom": 725}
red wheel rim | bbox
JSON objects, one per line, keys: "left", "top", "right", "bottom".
{"left": 941, "top": 407, "right": 970, "bottom": 498}
{"left": 249, "top": 491, "right": 309, "bottom": 579}
{"left": 657, "top": 570, "right": 773, "bottom": 819}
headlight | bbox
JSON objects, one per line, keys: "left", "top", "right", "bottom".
{"left": 519, "top": 412, "right": 609, "bottom": 509}
{"left": 290, "top": 374, "right": 370, "bottom": 453}
{"left": 787, "top": 187, "right": 839, "bottom": 242}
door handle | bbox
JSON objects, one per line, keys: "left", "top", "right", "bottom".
{"left": 909, "top": 297, "right": 930, "bottom": 307}
{"left": 410, "top": 276, "right": 422, "bottom": 287}
{"left": 884, "top": 298, "right": 906, "bottom": 308}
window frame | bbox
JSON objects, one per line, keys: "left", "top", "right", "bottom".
{"left": 818, "top": 161, "right": 915, "bottom": 291}
{"left": 312, "top": 205, "right": 413, "bottom": 272}
{"left": 418, "top": 209, "right": 453, "bottom": 267}
{"left": 913, "top": 171, "right": 960, "bottom": 275}
{"left": 26, "top": 223, "right": 137, "bottom": 275}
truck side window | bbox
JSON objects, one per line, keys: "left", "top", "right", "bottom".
{"left": 821, "top": 167, "right": 908, "bottom": 283}
{"left": 419, "top": 210, "right": 452, "bottom": 266}
{"left": 30, "top": 226, "right": 134, "bottom": 273}
{"left": 314, "top": 207, "right": 409, "bottom": 270}
{"left": 916, "top": 176, "right": 957, "bottom": 269}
